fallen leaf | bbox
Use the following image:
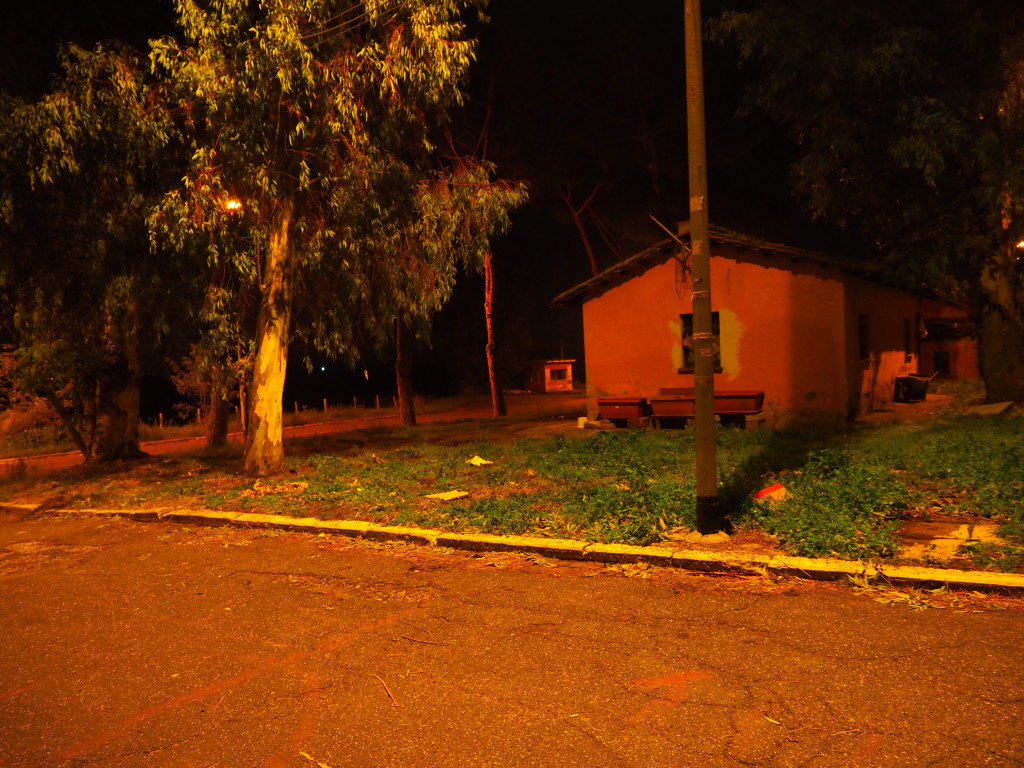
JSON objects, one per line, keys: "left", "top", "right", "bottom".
{"left": 299, "top": 751, "right": 334, "bottom": 768}
{"left": 524, "top": 552, "right": 557, "bottom": 567}
{"left": 242, "top": 479, "right": 308, "bottom": 498}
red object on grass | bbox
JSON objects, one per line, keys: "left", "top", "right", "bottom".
{"left": 753, "top": 483, "right": 787, "bottom": 500}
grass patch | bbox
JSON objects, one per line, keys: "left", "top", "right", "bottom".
{"left": 743, "top": 446, "right": 906, "bottom": 559}
{"left": 2, "top": 408, "right": 1022, "bottom": 566}
{"left": 960, "top": 541, "right": 1024, "bottom": 572}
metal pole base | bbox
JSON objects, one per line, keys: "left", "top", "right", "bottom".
{"left": 696, "top": 495, "right": 730, "bottom": 535}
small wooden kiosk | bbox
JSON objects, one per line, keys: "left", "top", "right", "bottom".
{"left": 527, "top": 359, "right": 575, "bottom": 393}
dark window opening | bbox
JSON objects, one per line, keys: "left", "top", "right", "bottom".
{"left": 549, "top": 368, "right": 568, "bottom": 380}
{"left": 858, "top": 314, "right": 870, "bottom": 361}
{"left": 680, "top": 312, "right": 722, "bottom": 373}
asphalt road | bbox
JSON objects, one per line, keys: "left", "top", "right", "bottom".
{"left": 1, "top": 512, "right": 1023, "bottom": 768}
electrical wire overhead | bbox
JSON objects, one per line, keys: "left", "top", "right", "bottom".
{"left": 299, "top": 0, "right": 411, "bottom": 42}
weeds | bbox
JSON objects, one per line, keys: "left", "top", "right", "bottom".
{"left": 960, "top": 542, "right": 1024, "bottom": 572}
{"left": 744, "top": 446, "right": 907, "bottom": 559}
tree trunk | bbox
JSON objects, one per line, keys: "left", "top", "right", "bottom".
{"left": 92, "top": 290, "right": 143, "bottom": 461}
{"left": 238, "top": 373, "right": 248, "bottom": 440}
{"left": 237, "top": 343, "right": 249, "bottom": 440}
{"left": 484, "top": 252, "right": 506, "bottom": 417}
{"left": 244, "top": 200, "right": 295, "bottom": 474}
{"left": 92, "top": 372, "right": 143, "bottom": 460}
{"left": 979, "top": 245, "right": 1024, "bottom": 402}
{"left": 395, "top": 318, "right": 416, "bottom": 427}
{"left": 206, "top": 365, "right": 231, "bottom": 448}
{"left": 559, "top": 185, "right": 602, "bottom": 276}
{"left": 44, "top": 390, "right": 90, "bottom": 459}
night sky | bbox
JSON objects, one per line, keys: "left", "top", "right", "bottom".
{"left": 1, "top": 1, "right": 827, "bottom": 410}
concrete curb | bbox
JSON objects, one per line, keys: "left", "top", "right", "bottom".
{"left": 15, "top": 504, "right": 1019, "bottom": 595}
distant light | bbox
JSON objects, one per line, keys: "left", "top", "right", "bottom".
{"left": 1016, "top": 240, "right": 1024, "bottom": 249}
{"left": 225, "top": 198, "right": 243, "bottom": 211}
{"left": 320, "top": 366, "right": 326, "bottom": 372}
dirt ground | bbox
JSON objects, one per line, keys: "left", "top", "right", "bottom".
{"left": 0, "top": 392, "right": 589, "bottom": 476}
{"left": 853, "top": 392, "right": 957, "bottom": 425}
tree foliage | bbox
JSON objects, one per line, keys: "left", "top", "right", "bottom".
{"left": 0, "top": 43, "right": 178, "bottom": 459}
{"left": 150, "top": 0, "right": 518, "bottom": 472}
{"left": 710, "top": 0, "right": 1024, "bottom": 400}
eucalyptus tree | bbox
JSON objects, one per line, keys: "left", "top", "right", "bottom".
{"left": 437, "top": 145, "right": 527, "bottom": 418}
{"left": 392, "top": 157, "right": 525, "bottom": 425}
{"left": 0, "top": 43, "right": 177, "bottom": 460}
{"left": 711, "top": 0, "right": 1024, "bottom": 401}
{"left": 307, "top": 147, "right": 526, "bottom": 427}
{"left": 151, "top": 0, "right": 498, "bottom": 473}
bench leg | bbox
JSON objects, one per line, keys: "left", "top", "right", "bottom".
{"left": 743, "top": 411, "right": 767, "bottom": 430}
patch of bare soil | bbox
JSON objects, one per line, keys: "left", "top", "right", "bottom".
{"left": 285, "top": 413, "right": 584, "bottom": 456}
{"left": 855, "top": 393, "right": 956, "bottom": 425}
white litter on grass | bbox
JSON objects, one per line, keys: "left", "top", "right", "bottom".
{"left": 465, "top": 455, "right": 493, "bottom": 466}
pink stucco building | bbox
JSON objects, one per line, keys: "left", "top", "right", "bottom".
{"left": 552, "top": 224, "right": 979, "bottom": 425}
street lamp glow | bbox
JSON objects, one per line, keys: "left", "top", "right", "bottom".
{"left": 225, "top": 198, "right": 243, "bottom": 211}
{"left": 1016, "top": 239, "right": 1024, "bottom": 249}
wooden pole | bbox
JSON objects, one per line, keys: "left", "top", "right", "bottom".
{"left": 684, "top": 0, "right": 724, "bottom": 533}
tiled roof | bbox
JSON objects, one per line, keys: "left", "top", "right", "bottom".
{"left": 550, "top": 223, "right": 880, "bottom": 307}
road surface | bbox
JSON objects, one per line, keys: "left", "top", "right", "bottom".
{"left": 1, "top": 512, "right": 1022, "bottom": 767}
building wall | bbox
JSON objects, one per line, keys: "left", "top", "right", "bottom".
{"left": 843, "top": 278, "right": 979, "bottom": 418}
{"left": 583, "top": 247, "right": 850, "bottom": 422}
{"left": 844, "top": 279, "right": 921, "bottom": 418}
{"left": 581, "top": 244, "right": 978, "bottom": 423}
{"left": 917, "top": 306, "right": 980, "bottom": 381}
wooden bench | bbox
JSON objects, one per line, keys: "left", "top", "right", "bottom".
{"left": 596, "top": 397, "right": 650, "bottom": 427}
{"left": 650, "top": 388, "right": 765, "bottom": 429}
{"left": 597, "top": 390, "right": 766, "bottom": 429}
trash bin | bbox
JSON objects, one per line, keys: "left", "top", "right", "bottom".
{"left": 894, "top": 374, "right": 932, "bottom": 403}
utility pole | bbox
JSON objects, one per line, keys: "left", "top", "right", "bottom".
{"left": 684, "top": 0, "right": 724, "bottom": 533}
